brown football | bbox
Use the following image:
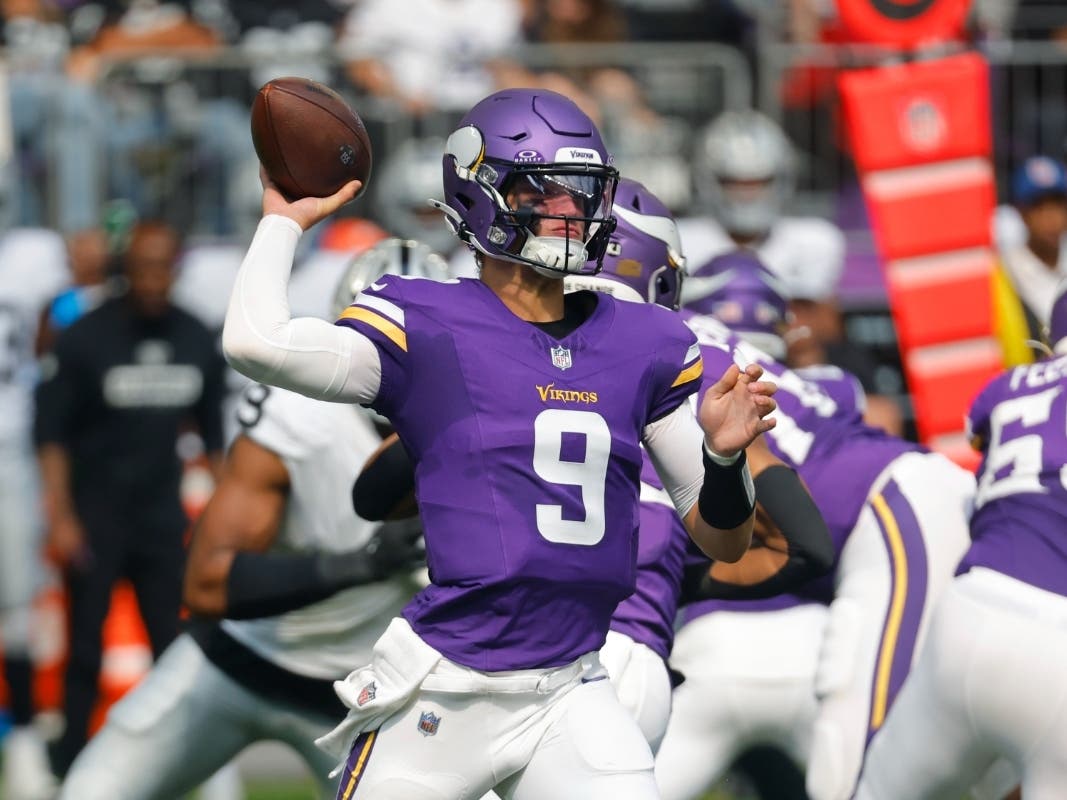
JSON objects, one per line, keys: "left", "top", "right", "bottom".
{"left": 250, "top": 77, "right": 372, "bottom": 201}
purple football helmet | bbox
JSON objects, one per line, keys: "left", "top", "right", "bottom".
{"left": 686, "top": 250, "right": 790, "bottom": 358}
{"left": 1049, "top": 276, "right": 1067, "bottom": 355}
{"left": 436, "top": 88, "right": 619, "bottom": 278}
{"left": 564, "top": 178, "right": 686, "bottom": 309}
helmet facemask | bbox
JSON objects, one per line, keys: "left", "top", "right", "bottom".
{"left": 494, "top": 166, "right": 618, "bottom": 278}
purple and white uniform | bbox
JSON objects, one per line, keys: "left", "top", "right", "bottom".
{"left": 337, "top": 275, "right": 701, "bottom": 672}
{"left": 858, "top": 356, "right": 1067, "bottom": 800}
{"left": 655, "top": 312, "right": 975, "bottom": 800}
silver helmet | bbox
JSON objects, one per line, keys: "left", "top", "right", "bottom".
{"left": 332, "top": 238, "right": 452, "bottom": 318}
{"left": 693, "top": 109, "right": 795, "bottom": 238}
{"left": 374, "top": 137, "right": 459, "bottom": 256}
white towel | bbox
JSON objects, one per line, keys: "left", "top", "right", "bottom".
{"left": 316, "top": 617, "right": 442, "bottom": 774}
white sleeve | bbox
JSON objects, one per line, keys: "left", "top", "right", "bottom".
{"left": 222, "top": 215, "right": 382, "bottom": 404}
{"left": 642, "top": 403, "right": 704, "bottom": 517}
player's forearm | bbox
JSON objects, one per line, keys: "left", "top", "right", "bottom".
{"left": 187, "top": 548, "right": 384, "bottom": 620}
{"left": 222, "top": 215, "right": 381, "bottom": 403}
{"left": 684, "top": 504, "right": 753, "bottom": 563}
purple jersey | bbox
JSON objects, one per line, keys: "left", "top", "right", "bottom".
{"left": 795, "top": 364, "right": 866, "bottom": 421}
{"left": 683, "top": 311, "right": 918, "bottom": 558}
{"left": 609, "top": 454, "right": 689, "bottom": 660}
{"left": 959, "top": 356, "right": 1067, "bottom": 596}
{"left": 337, "top": 277, "right": 702, "bottom": 670}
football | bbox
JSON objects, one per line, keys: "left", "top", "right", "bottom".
{"left": 250, "top": 77, "right": 372, "bottom": 201}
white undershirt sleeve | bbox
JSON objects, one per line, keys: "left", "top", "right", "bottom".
{"left": 642, "top": 403, "right": 704, "bottom": 517}
{"left": 222, "top": 215, "right": 382, "bottom": 404}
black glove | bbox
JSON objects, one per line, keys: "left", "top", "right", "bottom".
{"left": 321, "top": 519, "right": 424, "bottom": 585}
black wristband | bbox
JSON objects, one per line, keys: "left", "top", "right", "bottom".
{"left": 696, "top": 446, "right": 755, "bottom": 530}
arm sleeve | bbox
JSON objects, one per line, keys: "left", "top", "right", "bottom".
{"left": 221, "top": 215, "right": 383, "bottom": 404}
{"left": 351, "top": 436, "right": 416, "bottom": 521}
{"left": 682, "top": 464, "right": 835, "bottom": 602}
{"left": 642, "top": 403, "right": 703, "bottom": 518}
{"left": 34, "top": 336, "right": 82, "bottom": 446}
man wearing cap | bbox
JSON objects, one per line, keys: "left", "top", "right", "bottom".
{"left": 997, "top": 156, "right": 1067, "bottom": 358}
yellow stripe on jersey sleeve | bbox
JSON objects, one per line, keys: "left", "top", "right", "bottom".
{"left": 338, "top": 306, "right": 408, "bottom": 352}
{"left": 671, "top": 356, "right": 704, "bottom": 387}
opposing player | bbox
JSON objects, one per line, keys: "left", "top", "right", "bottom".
{"left": 55, "top": 241, "right": 438, "bottom": 800}
{"left": 855, "top": 279, "right": 1067, "bottom": 800}
{"left": 652, "top": 251, "right": 975, "bottom": 800}
{"left": 679, "top": 109, "right": 844, "bottom": 306}
{"left": 0, "top": 228, "right": 69, "bottom": 800}
{"left": 221, "top": 88, "right": 776, "bottom": 799}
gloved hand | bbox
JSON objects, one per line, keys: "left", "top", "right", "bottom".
{"left": 318, "top": 519, "right": 425, "bottom": 588}
{"left": 363, "top": 518, "right": 425, "bottom": 577}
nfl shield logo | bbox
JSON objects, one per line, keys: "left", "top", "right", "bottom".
{"left": 550, "top": 345, "right": 572, "bottom": 371}
{"left": 356, "top": 681, "right": 376, "bottom": 707}
{"left": 417, "top": 711, "right": 441, "bottom": 736}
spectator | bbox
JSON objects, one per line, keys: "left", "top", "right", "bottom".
{"left": 34, "top": 220, "right": 226, "bottom": 777}
{"left": 1, "top": 0, "right": 101, "bottom": 231}
{"left": 338, "top": 0, "right": 523, "bottom": 116}
{"left": 997, "top": 155, "right": 1067, "bottom": 355}
{"left": 36, "top": 226, "right": 115, "bottom": 356}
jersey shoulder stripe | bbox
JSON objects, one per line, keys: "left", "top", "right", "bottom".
{"left": 337, "top": 305, "right": 407, "bottom": 351}
{"left": 671, "top": 356, "right": 704, "bottom": 388}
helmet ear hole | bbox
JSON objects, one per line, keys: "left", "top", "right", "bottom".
{"left": 446, "top": 126, "right": 485, "bottom": 170}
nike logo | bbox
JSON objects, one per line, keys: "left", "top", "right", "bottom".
{"left": 369, "top": 282, "right": 386, "bottom": 291}
{"left": 580, "top": 675, "right": 607, "bottom": 684}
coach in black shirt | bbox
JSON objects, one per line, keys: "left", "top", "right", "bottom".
{"left": 34, "top": 221, "right": 226, "bottom": 776}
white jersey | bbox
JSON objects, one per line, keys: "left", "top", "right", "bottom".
{"left": 678, "top": 215, "right": 845, "bottom": 302}
{"left": 220, "top": 385, "right": 418, "bottom": 679}
{"left": 0, "top": 228, "right": 69, "bottom": 446}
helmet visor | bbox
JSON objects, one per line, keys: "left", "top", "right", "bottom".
{"left": 500, "top": 166, "right": 615, "bottom": 240}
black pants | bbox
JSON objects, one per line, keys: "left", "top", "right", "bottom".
{"left": 51, "top": 508, "right": 186, "bottom": 777}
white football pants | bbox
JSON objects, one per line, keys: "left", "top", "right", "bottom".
{"left": 857, "top": 568, "right": 1067, "bottom": 800}
{"left": 654, "top": 603, "right": 828, "bottom": 800}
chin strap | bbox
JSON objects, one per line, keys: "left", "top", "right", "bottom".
{"left": 520, "top": 235, "right": 589, "bottom": 273}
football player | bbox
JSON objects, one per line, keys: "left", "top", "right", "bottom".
{"left": 564, "top": 180, "right": 833, "bottom": 754}
{"left": 221, "top": 88, "right": 776, "bottom": 799}
{"left": 350, "top": 180, "right": 834, "bottom": 758}
{"left": 0, "top": 228, "right": 69, "bottom": 800}
{"left": 855, "top": 278, "right": 1067, "bottom": 799}
{"left": 652, "top": 250, "right": 976, "bottom": 800}
{"left": 55, "top": 241, "right": 439, "bottom": 800}
{"left": 678, "top": 109, "right": 845, "bottom": 307}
